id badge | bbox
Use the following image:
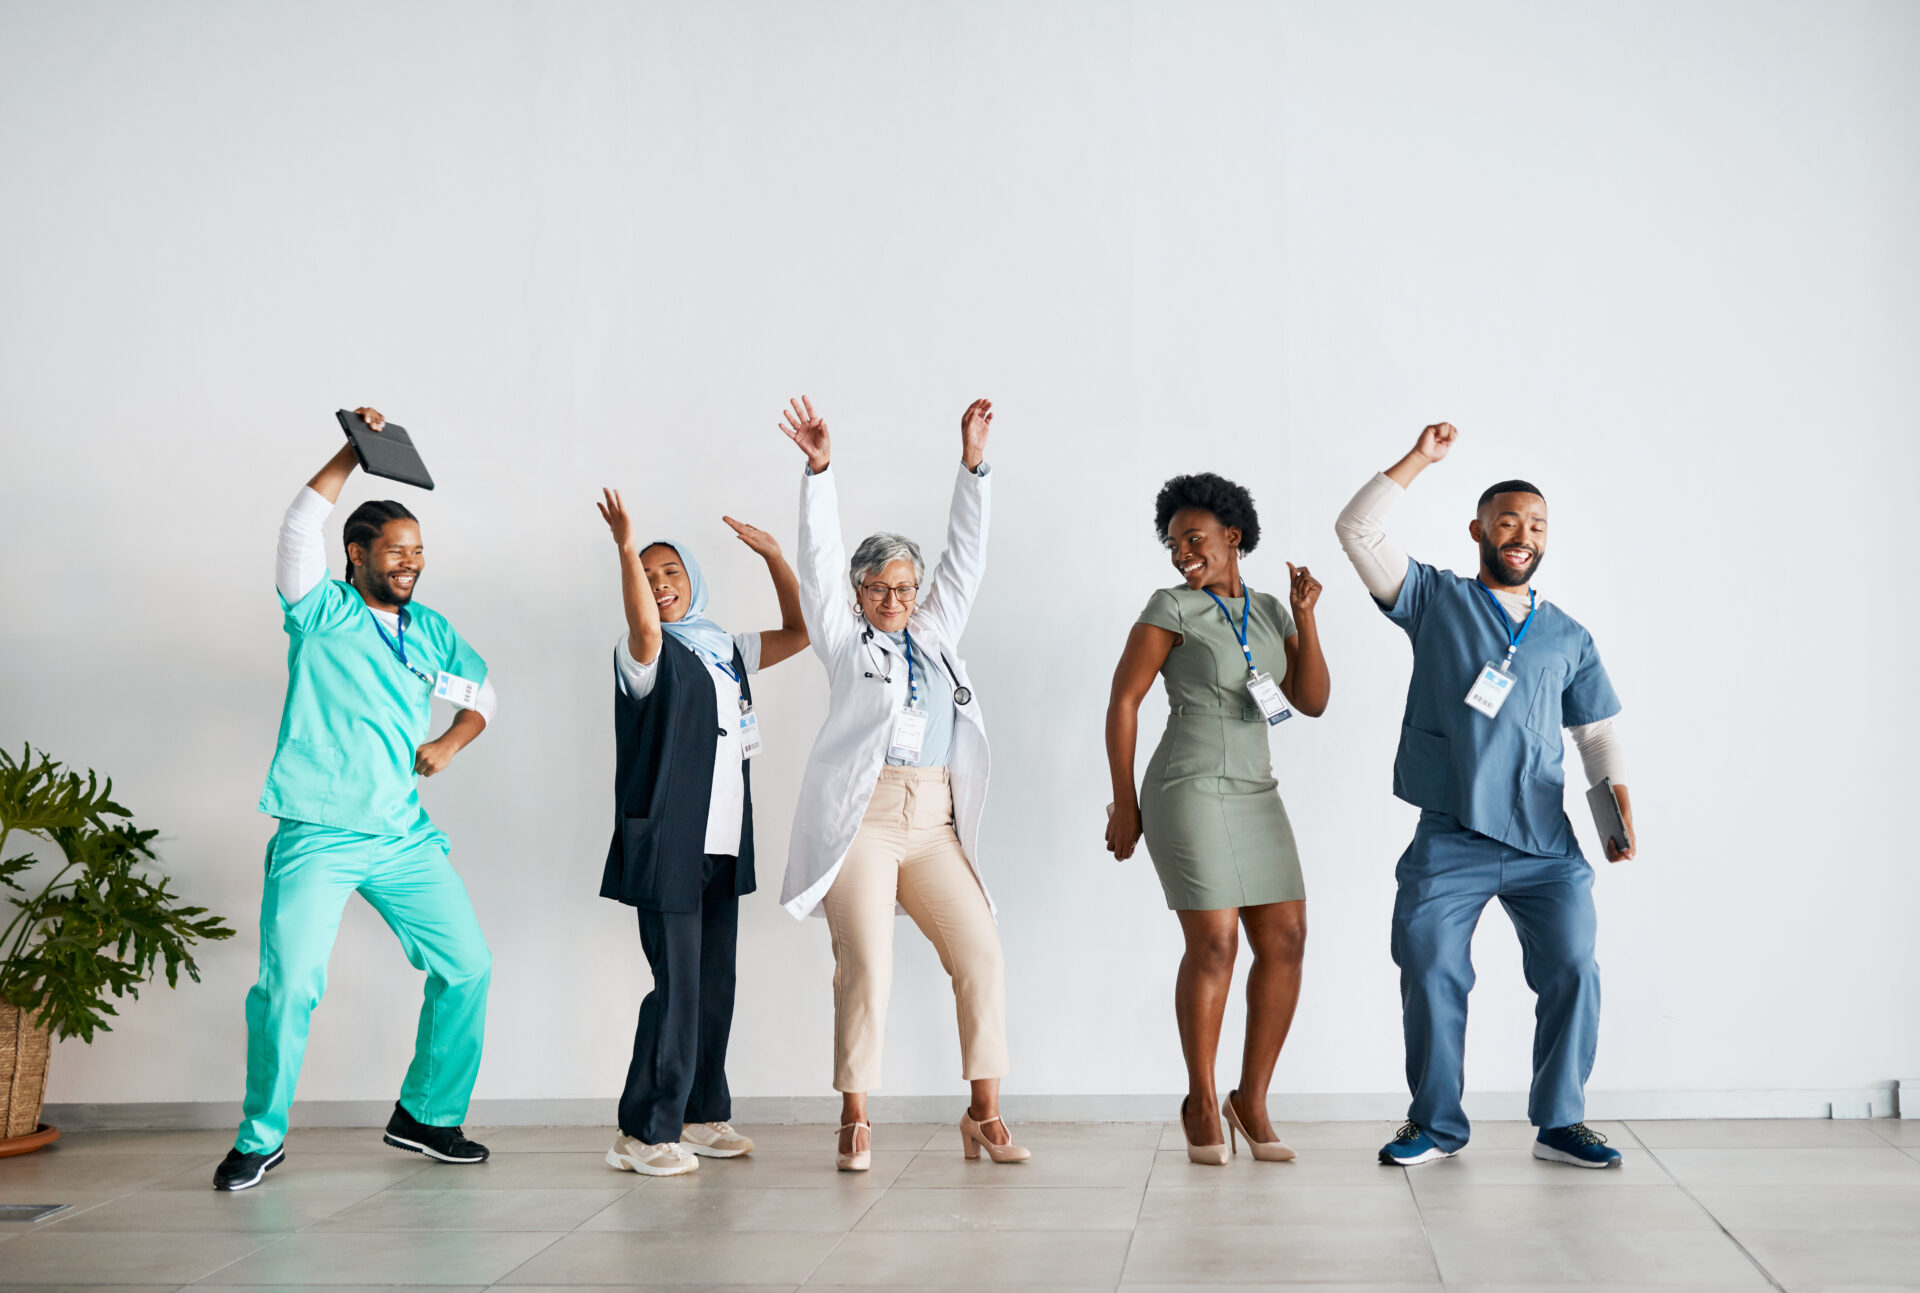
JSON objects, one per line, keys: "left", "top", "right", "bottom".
{"left": 888, "top": 706, "right": 927, "bottom": 762}
{"left": 433, "top": 670, "right": 482, "bottom": 710}
{"left": 738, "top": 699, "right": 763, "bottom": 759}
{"left": 1464, "top": 661, "right": 1515, "bottom": 717}
{"left": 1247, "top": 671, "right": 1291, "bottom": 725}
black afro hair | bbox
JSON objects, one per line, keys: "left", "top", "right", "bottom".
{"left": 1154, "top": 472, "right": 1260, "bottom": 554}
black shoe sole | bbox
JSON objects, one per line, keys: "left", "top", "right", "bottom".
{"left": 383, "top": 1131, "right": 488, "bottom": 1163}
{"left": 213, "top": 1146, "right": 286, "bottom": 1191}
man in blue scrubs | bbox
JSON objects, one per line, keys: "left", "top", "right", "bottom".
{"left": 1335, "top": 421, "right": 1638, "bottom": 1169}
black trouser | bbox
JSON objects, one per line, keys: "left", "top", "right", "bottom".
{"left": 618, "top": 854, "right": 740, "bottom": 1145}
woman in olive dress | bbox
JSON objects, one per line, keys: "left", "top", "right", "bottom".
{"left": 1104, "top": 472, "right": 1330, "bottom": 1164}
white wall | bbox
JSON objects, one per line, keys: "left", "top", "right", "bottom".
{"left": 2, "top": 0, "right": 1914, "bottom": 1113}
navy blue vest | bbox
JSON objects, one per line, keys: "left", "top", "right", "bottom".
{"left": 601, "top": 635, "right": 756, "bottom": 912}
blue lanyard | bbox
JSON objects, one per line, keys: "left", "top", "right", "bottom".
{"left": 714, "top": 659, "right": 740, "bottom": 683}
{"left": 903, "top": 628, "right": 921, "bottom": 709}
{"left": 364, "top": 603, "right": 435, "bottom": 687}
{"left": 1473, "top": 580, "right": 1537, "bottom": 672}
{"left": 1203, "top": 588, "right": 1258, "bottom": 677}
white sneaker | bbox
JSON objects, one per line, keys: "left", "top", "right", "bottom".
{"left": 605, "top": 1133, "right": 698, "bottom": 1176}
{"left": 681, "top": 1121, "right": 755, "bottom": 1158}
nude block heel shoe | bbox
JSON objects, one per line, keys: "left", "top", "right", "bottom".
{"left": 1222, "top": 1090, "right": 1297, "bottom": 1162}
{"left": 1181, "top": 1096, "right": 1229, "bottom": 1166}
{"left": 836, "top": 1121, "right": 871, "bottom": 1172}
{"left": 960, "top": 1113, "right": 1031, "bottom": 1163}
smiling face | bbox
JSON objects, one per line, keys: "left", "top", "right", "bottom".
{"left": 1164, "top": 506, "right": 1243, "bottom": 593}
{"left": 1471, "top": 491, "right": 1549, "bottom": 588}
{"left": 348, "top": 519, "right": 425, "bottom": 608}
{"left": 640, "top": 544, "right": 695, "bottom": 623}
{"left": 857, "top": 559, "right": 919, "bottom": 634}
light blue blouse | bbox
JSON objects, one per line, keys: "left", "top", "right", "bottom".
{"left": 883, "top": 627, "right": 955, "bottom": 768}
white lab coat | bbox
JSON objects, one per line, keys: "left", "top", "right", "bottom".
{"left": 779, "top": 460, "right": 994, "bottom": 920}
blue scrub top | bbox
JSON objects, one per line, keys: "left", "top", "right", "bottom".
{"left": 1380, "top": 557, "right": 1620, "bottom": 857}
{"left": 258, "top": 576, "right": 488, "bottom": 837}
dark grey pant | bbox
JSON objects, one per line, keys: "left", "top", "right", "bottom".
{"left": 618, "top": 854, "right": 739, "bottom": 1145}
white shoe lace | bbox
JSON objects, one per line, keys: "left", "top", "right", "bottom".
{"left": 650, "top": 1141, "right": 693, "bottom": 1161}
{"left": 703, "top": 1122, "right": 737, "bottom": 1137}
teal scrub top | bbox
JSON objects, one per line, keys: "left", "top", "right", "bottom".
{"left": 258, "top": 576, "right": 488, "bottom": 837}
{"left": 1381, "top": 557, "right": 1620, "bottom": 857}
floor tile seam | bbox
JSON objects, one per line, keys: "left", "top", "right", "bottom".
{"left": 1633, "top": 1139, "right": 1787, "bottom": 1292}
{"left": 1394, "top": 1164, "right": 1448, "bottom": 1287}
{"left": 460, "top": 1224, "right": 572, "bottom": 1289}
{"left": 559, "top": 1179, "right": 644, "bottom": 1233}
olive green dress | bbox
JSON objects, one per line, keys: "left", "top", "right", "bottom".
{"left": 1137, "top": 586, "right": 1305, "bottom": 911}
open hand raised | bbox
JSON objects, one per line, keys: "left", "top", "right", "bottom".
{"left": 960, "top": 397, "right": 993, "bottom": 471}
{"left": 1286, "top": 562, "right": 1321, "bottom": 617}
{"left": 596, "top": 487, "right": 639, "bottom": 554}
{"left": 780, "top": 396, "right": 831, "bottom": 473}
{"left": 1414, "top": 421, "right": 1458, "bottom": 464}
{"left": 723, "top": 515, "right": 782, "bottom": 559}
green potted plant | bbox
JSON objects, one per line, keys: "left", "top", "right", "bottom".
{"left": 0, "top": 745, "right": 235, "bottom": 1155}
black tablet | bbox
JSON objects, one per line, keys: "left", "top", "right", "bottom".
{"left": 336, "top": 409, "right": 435, "bottom": 490}
{"left": 1585, "top": 778, "right": 1632, "bottom": 854}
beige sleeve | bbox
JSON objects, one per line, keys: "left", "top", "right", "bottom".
{"left": 1568, "top": 717, "right": 1626, "bottom": 787}
{"left": 1334, "top": 472, "right": 1412, "bottom": 604}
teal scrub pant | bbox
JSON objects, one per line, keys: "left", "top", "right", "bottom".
{"left": 235, "top": 818, "right": 492, "bottom": 1154}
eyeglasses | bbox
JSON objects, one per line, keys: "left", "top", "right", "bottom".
{"left": 859, "top": 583, "right": 920, "bottom": 604}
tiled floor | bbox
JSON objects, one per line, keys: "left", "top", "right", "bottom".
{"left": 3, "top": 1118, "right": 1918, "bottom": 1290}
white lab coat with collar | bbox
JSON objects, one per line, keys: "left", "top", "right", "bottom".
{"left": 779, "top": 460, "right": 994, "bottom": 920}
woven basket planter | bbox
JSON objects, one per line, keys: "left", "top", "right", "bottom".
{"left": 1, "top": 1000, "right": 52, "bottom": 1141}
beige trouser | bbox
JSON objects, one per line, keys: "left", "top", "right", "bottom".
{"left": 823, "top": 765, "right": 1009, "bottom": 1093}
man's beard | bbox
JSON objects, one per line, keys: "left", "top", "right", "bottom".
{"left": 362, "top": 568, "right": 417, "bottom": 605}
{"left": 1479, "top": 536, "right": 1542, "bottom": 587}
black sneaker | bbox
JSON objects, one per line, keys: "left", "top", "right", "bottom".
{"left": 212, "top": 1145, "right": 285, "bottom": 1191}
{"left": 382, "top": 1101, "right": 489, "bottom": 1163}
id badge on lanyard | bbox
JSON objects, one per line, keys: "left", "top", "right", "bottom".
{"left": 1204, "top": 588, "right": 1291, "bottom": 726}
{"left": 715, "top": 658, "right": 762, "bottom": 759}
{"left": 888, "top": 706, "right": 927, "bottom": 761}
{"left": 433, "top": 671, "right": 482, "bottom": 709}
{"left": 1464, "top": 582, "right": 1536, "bottom": 720}
{"left": 887, "top": 627, "right": 929, "bottom": 761}
{"left": 738, "top": 698, "right": 764, "bottom": 759}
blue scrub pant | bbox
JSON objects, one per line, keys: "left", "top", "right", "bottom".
{"left": 236, "top": 818, "right": 492, "bottom": 1154}
{"left": 1390, "top": 810, "right": 1600, "bottom": 1152}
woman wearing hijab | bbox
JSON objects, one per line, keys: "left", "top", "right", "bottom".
{"left": 775, "top": 394, "right": 1029, "bottom": 1172}
{"left": 595, "top": 490, "right": 808, "bottom": 1177}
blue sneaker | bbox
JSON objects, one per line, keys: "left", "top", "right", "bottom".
{"left": 1533, "top": 1123, "right": 1622, "bottom": 1168}
{"left": 1379, "top": 1120, "right": 1456, "bottom": 1166}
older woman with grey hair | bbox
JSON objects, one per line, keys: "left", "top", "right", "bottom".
{"left": 775, "top": 394, "right": 1028, "bottom": 1172}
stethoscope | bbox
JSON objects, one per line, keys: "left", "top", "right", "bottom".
{"left": 861, "top": 625, "right": 973, "bottom": 706}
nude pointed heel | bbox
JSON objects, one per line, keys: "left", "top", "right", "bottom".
{"left": 1222, "top": 1091, "right": 1297, "bottom": 1162}
{"left": 1181, "top": 1096, "right": 1229, "bottom": 1166}
{"left": 836, "top": 1121, "right": 871, "bottom": 1172}
{"left": 960, "top": 1112, "right": 1031, "bottom": 1163}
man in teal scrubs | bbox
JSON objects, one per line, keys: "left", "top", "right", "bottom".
{"left": 215, "top": 409, "right": 498, "bottom": 1191}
